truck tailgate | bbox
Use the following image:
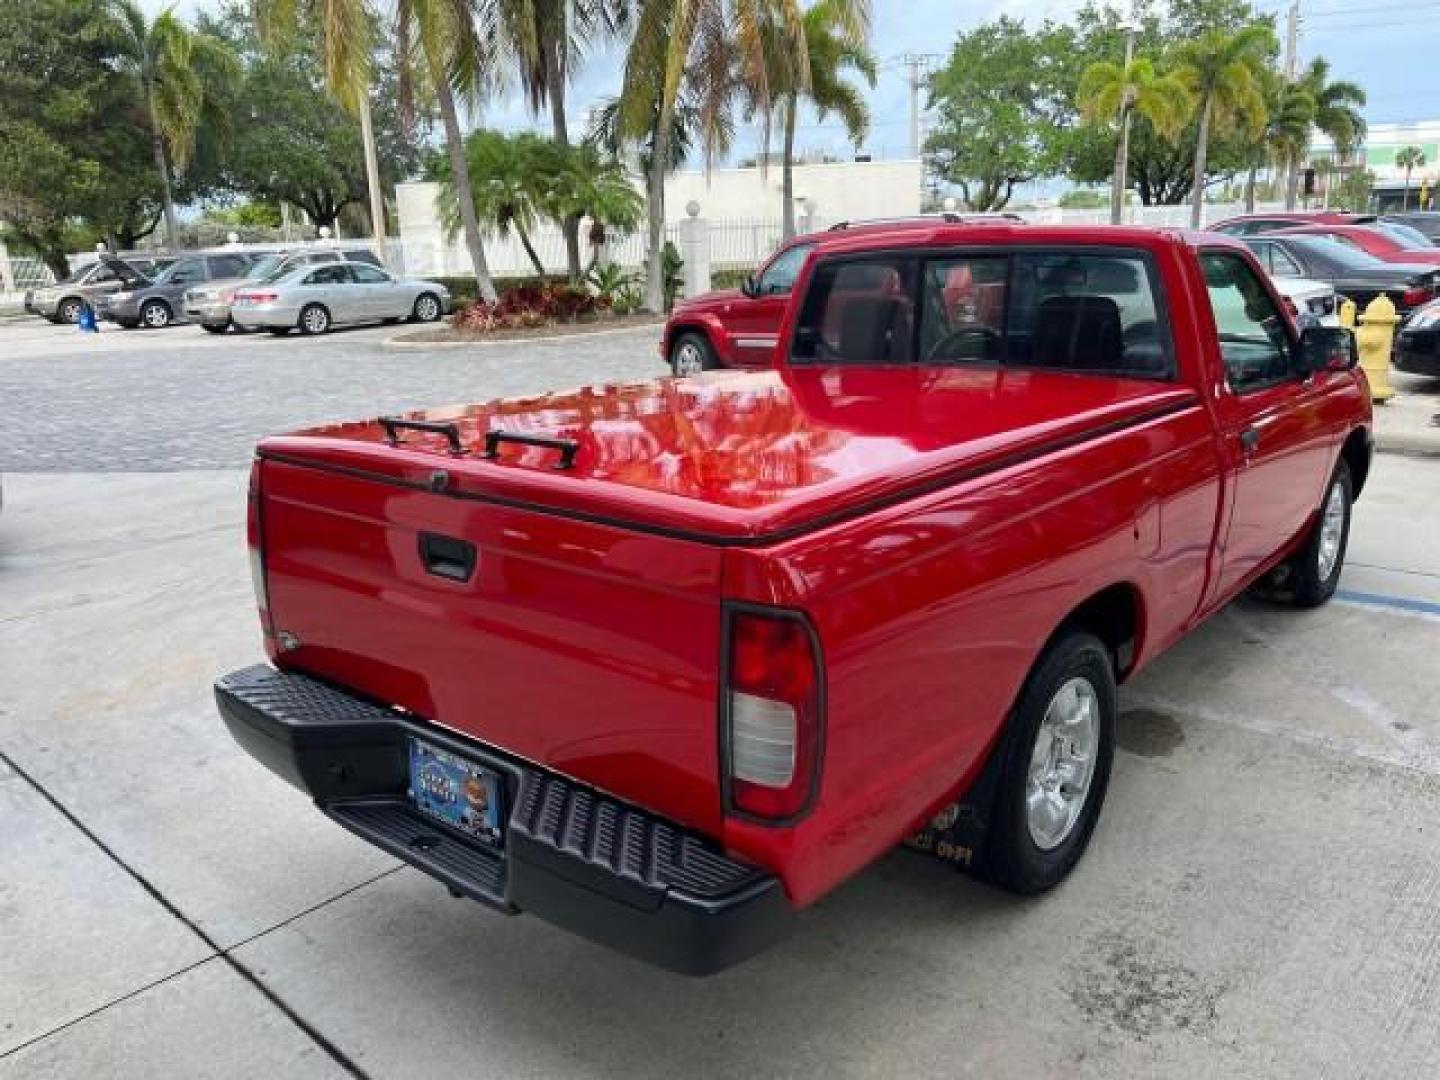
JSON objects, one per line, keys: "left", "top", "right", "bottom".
{"left": 258, "top": 457, "right": 727, "bottom": 835}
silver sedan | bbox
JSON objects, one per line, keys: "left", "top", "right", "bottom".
{"left": 230, "top": 262, "right": 451, "bottom": 335}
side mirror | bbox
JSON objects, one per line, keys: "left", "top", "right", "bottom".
{"left": 740, "top": 273, "right": 759, "bottom": 299}
{"left": 1298, "top": 325, "right": 1358, "bottom": 374}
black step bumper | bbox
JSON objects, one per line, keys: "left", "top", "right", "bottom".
{"left": 215, "top": 665, "right": 791, "bottom": 975}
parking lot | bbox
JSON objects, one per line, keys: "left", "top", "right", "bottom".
{"left": 5, "top": 318, "right": 1440, "bottom": 1079}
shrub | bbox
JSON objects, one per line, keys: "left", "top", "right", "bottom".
{"left": 449, "top": 282, "right": 607, "bottom": 333}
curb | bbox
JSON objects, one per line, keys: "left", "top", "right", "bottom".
{"left": 1375, "top": 430, "right": 1440, "bottom": 456}
{"left": 384, "top": 320, "right": 664, "bottom": 351}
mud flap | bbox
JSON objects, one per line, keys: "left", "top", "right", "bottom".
{"left": 902, "top": 729, "right": 1010, "bottom": 874}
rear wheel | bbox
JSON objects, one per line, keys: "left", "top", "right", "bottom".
{"left": 140, "top": 299, "right": 172, "bottom": 329}
{"left": 57, "top": 298, "right": 83, "bottom": 324}
{"left": 411, "top": 292, "right": 443, "bottom": 323}
{"left": 669, "top": 332, "right": 716, "bottom": 376}
{"left": 977, "top": 632, "right": 1116, "bottom": 895}
{"left": 298, "top": 303, "right": 331, "bottom": 335}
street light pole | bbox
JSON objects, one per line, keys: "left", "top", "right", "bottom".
{"left": 1110, "top": 11, "right": 1138, "bottom": 225}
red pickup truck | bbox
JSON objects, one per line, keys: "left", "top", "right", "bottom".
{"left": 217, "top": 223, "right": 1372, "bottom": 975}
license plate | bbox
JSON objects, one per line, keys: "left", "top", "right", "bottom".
{"left": 408, "top": 739, "right": 504, "bottom": 847}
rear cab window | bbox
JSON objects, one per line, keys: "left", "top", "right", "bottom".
{"left": 792, "top": 247, "right": 1173, "bottom": 378}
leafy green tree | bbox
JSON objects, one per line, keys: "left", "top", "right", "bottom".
{"left": 926, "top": 17, "right": 1070, "bottom": 210}
{"left": 1397, "top": 146, "right": 1427, "bottom": 210}
{"left": 1174, "top": 24, "right": 1272, "bottom": 226}
{"left": 111, "top": 0, "right": 239, "bottom": 248}
{"left": 1256, "top": 69, "right": 1314, "bottom": 211}
{"left": 1079, "top": 55, "right": 1191, "bottom": 222}
{"left": 620, "top": 0, "right": 806, "bottom": 311}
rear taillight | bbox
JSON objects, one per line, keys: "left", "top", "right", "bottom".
{"left": 247, "top": 459, "right": 269, "bottom": 622}
{"left": 1402, "top": 286, "right": 1435, "bottom": 308}
{"left": 240, "top": 291, "right": 278, "bottom": 303}
{"left": 724, "top": 608, "right": 823, "bottom": 822}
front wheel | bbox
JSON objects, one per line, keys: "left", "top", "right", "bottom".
{"left": 1282, "top": 460, "right": 1353, "bottom": 608}
{"left": 298, "top": 303, "right": 331, "bottom": 335}
{"left": 57, "top": 298, "right": 84, "bottom": 324}
{"left": 978, "top": 632, "right": 1116, "bottom": 895}
{"left": 411, "top": 292, "right": 443, "bottom": 323}
{"left": 140, "top": 299, "right": 172, "bottom": 329}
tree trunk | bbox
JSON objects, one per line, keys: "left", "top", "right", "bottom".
{"left": 545, "top": 42, "right": 583, "bottom": 282}
{"left": 781, "top": 96, "right": 798, "bottom": 239}
{"left": 1284, "top": 153, "right": 1300, "bottom": 210}
{"left": 431, "top": 55, "right": 498, "bottom": 303}
{"left": 516, "top": 224, "right": 546, "bottom": 277}
{"left": 147, "top": 88, "right": 179, "bottom": 249}
{"left": 1110, "top": 102, "right": 1131, "bottom": 225}
{"left": 1245, "top": 163, "right": 1258, "bottom": 212}
{"left": 357, "top": 96, "right": 387, "bottom": 248}
{"left": 643, "top": 101, "right": 674, "bottom": 314}
{"left": 1189, "top": 96, "right": 1213, "bottom": 229}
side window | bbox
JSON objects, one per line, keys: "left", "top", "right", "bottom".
{"left": 168, "top": 258, "right": 205, "bottom": 284}
{"left": 209, "top": 255, "right": 251, "bottom": 278}
{"left": 791, "top": 256, "right": 915, "bottom": 365}
{"left": 1008, "top": 253, "right": 1169, "bottom": 376}
{"left": 91, "top": 263, "right": 118, "bottom": 283}
{"left": 348, "top": 264, "right": 391, "bottom": 284}
{"left": 1200, "top": 252, "right": 1295, "bottom": 392}
{"left": 304, "top": 264, "right": 353, "bottom": 286}
{"left": 1268, "top": 246, "right": 1302, "bottom": 277}
{"left": 916, "top": 255, "right": 1008, "bottom": 363}
{"left": 756, "top": 244, "right": 812, "bottom": 296}
{"left": 343, "top": 248, "right": 383, "bottom": 267}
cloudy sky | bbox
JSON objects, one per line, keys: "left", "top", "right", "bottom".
{"left": 144, "top": 0, "right": 1440, "bottom": 164}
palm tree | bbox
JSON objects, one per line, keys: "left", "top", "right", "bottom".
{"left": 762, "top": 0, "right": 875, "bottom": 240}
{"left": 252, "top": 0, "right": 387, "bottom": 248}
{"left": 1287, "top": 59, "right": 1365, "bottom": 209}
{"left": 620, "top": 0, "right": 807, "bottom": 312}
{"left": 509, "top": 0, "right": 630, "bottom": 280}
{"left": 1174, "top": 25, "right": 1272, "bottom": 228}
{"left": 1397, "top": 145, "right": 1427, "bottom": 210}
{"left": 437, "top": 131, "right": 548, "bottom": 275}
{"left": 1257, "top": 69, "right": 1315, "bottom": 212}
{"left": 1079, "top": 56, "right": 1191, "bottom": 225}
{"left": 112, "top": 2, "right": 238, "bottom": 248}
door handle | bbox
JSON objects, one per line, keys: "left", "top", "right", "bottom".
{"left": 418, "top": 533, "right": 476, "bottom": 582}
{"left": 1239, "top": 427, "right": 1260, "bottom": 454}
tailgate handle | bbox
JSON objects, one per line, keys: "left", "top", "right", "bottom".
{"left": 419, "top": 533, "right": 476, "bottom": 583}
{"left": 380, "top": 417, "right": 465, "bottom": 455}
{"left": 482, "top": 430, "right": 579, "bottom": 470}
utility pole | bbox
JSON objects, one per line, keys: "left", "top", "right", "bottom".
{"left": 1283, "top": 0, "right": 1299, "bottom": 80}
{"left": 903, "top": 54, "right": 931, "bottom": 159}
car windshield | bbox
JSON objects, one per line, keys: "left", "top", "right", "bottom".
{"left": 1288, "top": 235, "right": 1394, "bottom": 271}
{"left": 245, "top": 255, "right": 288, "bottom": 280}
{"left": 1380, "top": 222, "right": 1434, "bottom": 248}
{"left": 153, "top": 258, "right": 203, "bottom": 284}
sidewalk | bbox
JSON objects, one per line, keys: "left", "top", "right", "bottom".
{"left": 1374, "top": 372, "right": 1440, "bottom": 454}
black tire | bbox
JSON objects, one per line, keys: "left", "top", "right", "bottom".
{"left": 201, "top": 323, "right": 229, "bottom": 334}
{"left": 57, "top": 298, "right": 84, "bottom": 324}
{"left": 298, "top": 303, "right": 331, "bottom": 335}
{"left": 139, "top": 299, "right": 172, "bottom": 329}
{"left": 978, "top": 632, "right": 1117, "bottom": 895}
{"left": 1279, "top": 460, "right": 1353, "bottom": 609}
{"left": 669, "top": 332, "right": 717, "bottom": 376}
{"left": 410, "top": 292, "right": 443, "bottom": 323}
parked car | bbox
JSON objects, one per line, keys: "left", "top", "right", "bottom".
{"left": 96, "top": 251, "right": 259, "bottom": 329}
{"left": 1272, "top": 275, "right": 1342, "bottom": 327}
{"left": 26, "top": 256, "right": 157, "bottom": 324}
{"left": 1395, "top": 299, "right": 1440, "bottom": 377}
{"left": 216, "top": 222, "right": 1372, "bottom": 974}
{"left": 663, "top": 216, "right": 1026, "bottom": 374}
{"left": 1242, "top": 233, "right": 1440, "bottom": 315}
{"left": 230, "top": 262, "right": 449, "bottom": 335}
{"left": 183, "top": 248, "right": 381, "bottom": 333}
{"left": 1380, "top": 211, "right": 1440, "bottom": 244}
{"left": 1208, "top": 211, "right": 1376, "bottom": 237}
{"left": 1268, "top": 224, "right": 1440, "bottom": 266}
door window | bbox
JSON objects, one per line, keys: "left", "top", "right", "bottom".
{"left": 348, "top": 264, "right": 391, "bottom": 284}
{"left": 792, "top": 255, "right": 916, "bottom": 364}
{"left": 1201, "top": 252, "right": 1296, "bottom": 392}
{"left": 756, "top": 244, "right": 813, "bottom": 296}
{"left": 305, "top": 264, "right": 353, "bottom": 286}
{"left": 209, "top": 255, "right": 251, "bottom": 278}
{"left": 1267, "top": 246, "right": 1303, "bottom": 276}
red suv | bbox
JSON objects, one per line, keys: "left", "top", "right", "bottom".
{"left": 662, "top": 215, "right": 1021, "bottom": 375}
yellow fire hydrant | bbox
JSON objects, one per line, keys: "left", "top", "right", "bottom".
{"left": 1339, "top": 297, "right": 1357, "bottom": 328}
{"left": 1355, "top": 294, "right": 1398, "bottom": 403}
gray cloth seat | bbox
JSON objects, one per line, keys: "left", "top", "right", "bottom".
{"left": 1033, "top": 294, "right": 1124, "bottom": 372}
